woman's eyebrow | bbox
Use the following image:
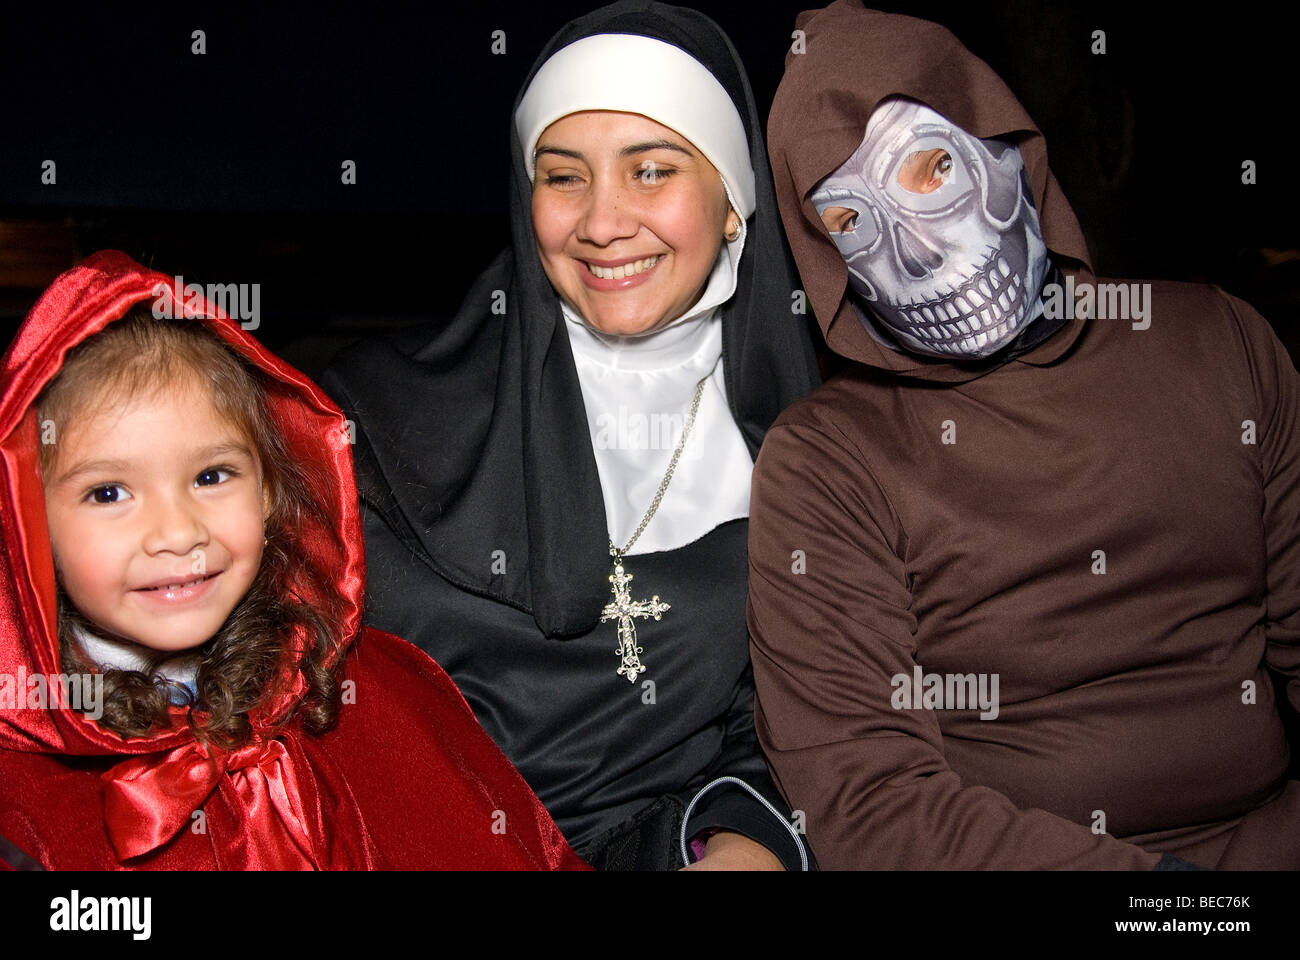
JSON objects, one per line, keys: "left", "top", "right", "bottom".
{"left": 534, "top": 141, "right": 695, "bottom": 163}
{"left": 535, "top": 145, "right": 584, "bottom": 162}
{"left": 620, "top": 140, "right": 693, "bottom": 158}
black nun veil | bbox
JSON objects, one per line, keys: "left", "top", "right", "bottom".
{"left": 322, "top": 0, "right": 819, "bottom": 641}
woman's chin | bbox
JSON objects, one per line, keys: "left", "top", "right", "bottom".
{"left": 575, "top": 294, "right": 683, "bottom": 337}
{"left": 585, "top": 314, "right": 671, "bottom": 337}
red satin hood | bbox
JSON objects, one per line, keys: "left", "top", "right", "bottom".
{"left": 768, "top": 1, "right": 1096, "bottom": 381}
{"left": 0, "top": 250, "right": 363, "bottom": 756}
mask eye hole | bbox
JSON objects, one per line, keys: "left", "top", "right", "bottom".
{"left": 814, "top": 196, "right": 882, "bottom": 249}
{"left": 812, "top": 187, "right": 882, "bottom": 249}
{"left": 897, "top": 148, "right": 953, "bottom": 194}
{"left": 819, "top": 206, "right": 860, "bottom": 234}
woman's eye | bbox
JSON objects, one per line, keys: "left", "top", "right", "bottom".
{"left": 542, "top": 174, "right": 581, "bottom": 189}
{"left": 636, "top": 163, "right": 675, "bottom": 185}
{"left": 933, "top": 153, "right": 953, "bottom": 179}
{"left": 86, "top": 484, "right": 130, "bottom": 505}
{"left": 195, "top": 467, "right": 233, "bottom": 487}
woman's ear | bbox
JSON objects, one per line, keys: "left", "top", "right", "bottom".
{"left": 724, "top": 208, "right": 742, "bottom": 243}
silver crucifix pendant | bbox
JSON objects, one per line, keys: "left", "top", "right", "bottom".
{"left": 600, "top": 557, "right": 670, "bottom": 682}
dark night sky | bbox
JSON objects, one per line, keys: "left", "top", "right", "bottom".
{"left": 3, "top": 0, "right": 1298, "bottom": 373}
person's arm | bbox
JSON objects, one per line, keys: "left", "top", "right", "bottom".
{"left": 1228, "top": 292, "right": 1300, "bottom": 713}
{"left": 676, "top": 662, "right": 810, "bottom": 871}
{"left": 747, "top": 416, "right": 1162, "bottom": 870}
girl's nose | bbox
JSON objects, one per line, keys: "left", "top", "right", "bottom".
{"left": 142, "top": 496, "right": 209, "bottom": 557}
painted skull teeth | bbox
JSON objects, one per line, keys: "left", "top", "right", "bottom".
{"left": 901, "top": 254, "right": 1029, "bottom": 352}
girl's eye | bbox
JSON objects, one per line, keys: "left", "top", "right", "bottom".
{"left": 87, "top": 484, "right": 130, "bottom": 505}
{"left": 195, "top": 467, "right": 234, "bottom": 487}
{"left": 542, "top": 174, "right": 581, "bottom": 189}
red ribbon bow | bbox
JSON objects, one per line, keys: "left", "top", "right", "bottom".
{"left": 102, "top": 737, "right": 321, "bottom": 869}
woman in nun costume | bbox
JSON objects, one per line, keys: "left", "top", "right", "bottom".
{"left": 322, "top": 0, "right": 819, "bottom": 870}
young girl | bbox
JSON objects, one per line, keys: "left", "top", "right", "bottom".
{"left": 0, "top": 250, "right": 588, "bottom": 870}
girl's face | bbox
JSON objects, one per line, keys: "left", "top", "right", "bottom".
{"left": 42, "top": 376, "right": 269, "bottom": 654}
{"left": 531, "top": 110, "right": 735, "bottom": 336}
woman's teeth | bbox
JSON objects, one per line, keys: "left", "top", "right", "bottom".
{"left": 585, "top": 256, "right": 660, "bottom": 280}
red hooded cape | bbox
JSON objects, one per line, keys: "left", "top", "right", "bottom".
{"left": 0, "top": 250, "right": 588, "bottom": 870}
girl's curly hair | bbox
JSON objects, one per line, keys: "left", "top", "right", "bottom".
{"left": 37, "top": 306, "right": 345, "bottom": 749}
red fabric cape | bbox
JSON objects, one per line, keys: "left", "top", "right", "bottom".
{"left": 0, "top": 251, "right": 588, "bottom": 870}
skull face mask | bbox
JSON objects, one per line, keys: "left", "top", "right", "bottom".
{"left": 811, "top": 98, "right": 1050, "bottom": 358}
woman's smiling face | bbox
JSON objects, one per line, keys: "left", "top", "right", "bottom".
{"left": 531, "top": 111, "right": 735, "bottom": 336}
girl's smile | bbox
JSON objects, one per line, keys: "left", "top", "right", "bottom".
{"left": 42, "top": 376, "right": 269, "bottom": 654}
{"left": 130, "top": 569, "right": 224, "bottom": 606}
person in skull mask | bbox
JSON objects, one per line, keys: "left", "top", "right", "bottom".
{"left": 748, "top": 0, "right": 1300, "bottom": 869}
{"left": 813, "top": 97, "right": 1052, "bottom": 359}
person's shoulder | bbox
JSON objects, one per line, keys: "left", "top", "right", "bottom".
{"left": 1103, "top": 276, "right": 1285, "bottom": 372}
{"left": 754, "top": 369, "right": 895, "bottom": 493}
{"left": 0, "top": 748, "right": 117, "bottom": 869}
{"left": 344, "top": 626, "right": 473, "bottom": 716}
{"left": 1092, "top": 275, "right": 1240, "bottom": 332}
{"left": 319, "top": 324, "right": 428, "bottom": 387}
{"left": 318, "top": 251, "right": 516, "bottom": 410}
{"left": 763, "top": 364, "right": 892, "bottom": 458}
{"left": 771, "top": 364, "right": 885, "bottom": 428}
{"left": 316, "top": 332, "right": 407, "bottom": 414}
{"left": 322, "top": 628, "right": 502, "bottom": 776}
{"left": 1062, "top": 276, "right": 1269, "bottom": 384}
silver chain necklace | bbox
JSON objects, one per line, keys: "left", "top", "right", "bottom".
{"left": 600, "top": 373, "right": 710, "bottom": 682}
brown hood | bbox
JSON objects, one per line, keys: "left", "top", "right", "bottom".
{"left": 768, "top": 1, "right": 1094, "bottom": 381}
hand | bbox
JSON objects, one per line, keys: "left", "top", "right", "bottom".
{"left": 679, "top": 830, "right": 786, "bottom": 871}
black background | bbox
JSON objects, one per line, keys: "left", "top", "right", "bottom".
{"left": 0, "top": 0, "right": 1296, "bottom": 915}
{"left": 2, "top": 0, "right": 1298, "bottom": 375}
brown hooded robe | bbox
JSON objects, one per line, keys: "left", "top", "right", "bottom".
{"left": 748, "top": 1, "right": 1300, "bottom": 869}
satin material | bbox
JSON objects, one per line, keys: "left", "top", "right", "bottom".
{"left": 0, "top": 251, "right": 588, "bottom": 870}
{"left": 563, "top": 246, "right": 755, "bottom": 555}
{"left": 103, "top": 738, "right": 335, "bottom": 868}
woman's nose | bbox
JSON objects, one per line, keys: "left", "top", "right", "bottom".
{"left": 142, "top": 495, "right": 209, "bottom": 556}
{"left": 576, "top": 176, "right": 639, "bottom": 246}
